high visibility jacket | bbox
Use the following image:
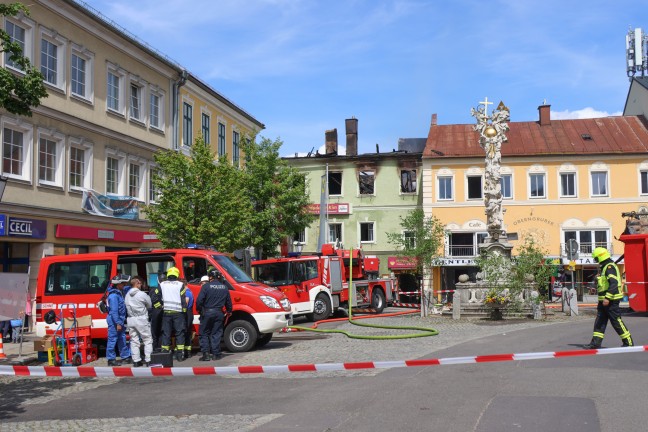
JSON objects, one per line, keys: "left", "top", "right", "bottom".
{"left": 160, "top": 280, "right": 186, "bottom": 312}
{"left": 597, "top": 261, "right": 624, "bottom": 301}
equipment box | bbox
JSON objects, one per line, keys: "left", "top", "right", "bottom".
{"left": 33, "top": 335, "right": 54, "bottom": 352}
{"left": 150, "top": 351, "right": 173, "bottom": 367}
{"left": 63, "top": 315, "right": 92, "bottom": 328}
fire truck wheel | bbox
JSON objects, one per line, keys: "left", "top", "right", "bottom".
{"left": 308, "top": 294, "right": 331, "bottom": 322}
{"left": 224, "top": 320, "right": 258, "bottom": 352}
{"left": 371, "top": 289, "right": 386, "bottom": 313}
{"left": 255, "top": 333, "right": 273, "bottom": 348}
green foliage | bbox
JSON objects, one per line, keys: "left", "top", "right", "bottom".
{"left": 386, "top": 208, "right": 445, "bottom": 275}
{"left": 145, "top": 137, "right": 252, "bottom": 250}
{"left": 240, "top": 135, "right": 315, "bottom": 258}
{"left": 0, "top": 3, "right": 48, "bottom": 116}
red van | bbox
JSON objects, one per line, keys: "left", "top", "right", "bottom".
{"left": 35, "top": 247, "right": 292, "bottom": 352}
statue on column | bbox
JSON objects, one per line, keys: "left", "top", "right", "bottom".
{"left": 471, "top": 99, "right": 512, "bottom": 255}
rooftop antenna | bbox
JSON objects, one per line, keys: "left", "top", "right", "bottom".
{"left": 626, "top": 27, "right": 647, "bottom": 80}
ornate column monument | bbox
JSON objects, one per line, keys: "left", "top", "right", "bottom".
{"left": 470, "top": 98, "right": 514, "bottom": 258}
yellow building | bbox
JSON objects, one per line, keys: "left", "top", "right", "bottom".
{"left": 422, "top": 105, "right": 648, "bottom": 296}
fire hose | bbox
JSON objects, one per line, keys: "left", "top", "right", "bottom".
{"left": 286, "top": 249, "right": 439, "bottom": 340}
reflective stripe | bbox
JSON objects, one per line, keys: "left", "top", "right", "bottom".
{"left": 593, "top": 332, "right": 605, "bottom": 338}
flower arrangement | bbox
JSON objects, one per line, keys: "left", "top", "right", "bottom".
{"left": 484, "top": 289, "right": 510, "bottom": 306}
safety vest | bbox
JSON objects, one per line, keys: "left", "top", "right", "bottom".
{"left": 596, "top": 262, "right": 624, "bottom": 301}
{"left": 160, "top": 280, "right": 184, "bottom": 312}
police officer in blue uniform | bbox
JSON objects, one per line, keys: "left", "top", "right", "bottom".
{"left": 196, "top": 269, "right": 232, "bottom": 361}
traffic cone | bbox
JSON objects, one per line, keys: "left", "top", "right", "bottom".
{"left": 0, "top": 338, "right": 7, "bottom": 360}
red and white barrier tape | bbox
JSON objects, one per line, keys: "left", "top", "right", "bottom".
{"left": 1, "top": 346, "right": 645, "bottom": 378}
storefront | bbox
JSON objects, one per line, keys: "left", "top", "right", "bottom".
{"left": 387, "top": 256, "right": 420, "bottom": 302}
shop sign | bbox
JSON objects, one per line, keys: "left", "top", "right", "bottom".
{"left": 8, "top": 217, "right": 47, "bottom": 239}
{"left": 0, "top": 215, "right": 5, "bottom": 236}
{"left": 438, "top": 258, "right": 477, "bottom": 266}
{"left": 307, "top": 203, "right": 350, "bottom": 214}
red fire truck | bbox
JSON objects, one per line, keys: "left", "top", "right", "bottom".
{"left": 251, "top": 244, "right": 396, "bottom": 321}
{"left": 35, "top": 247, "right": 292, "bottom": 352}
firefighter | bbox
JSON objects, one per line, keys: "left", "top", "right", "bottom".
{"left": 160, "top": 267, "right": 188, "bottom": 362}
{"left": 196, "top": 269, "right": 232, "bottom": 361}
{"left": 149, "top": 273, "right": 165, "bottom": 352}
{"left": 584, "top": 247, "right": 634, "bottom": 349}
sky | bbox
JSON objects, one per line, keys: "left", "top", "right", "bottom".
{"left": 83, "top": 0, "right": 648, "bottom": 157}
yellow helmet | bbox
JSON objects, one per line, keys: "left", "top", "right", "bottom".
{"left": 592, "top": 247, "right": 610, "bottom": 263}
{"left": 167, "top": 266, "right": 180, "bottom": 278}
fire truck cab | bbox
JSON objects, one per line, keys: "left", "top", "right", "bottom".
{"left": 35, "top": 247, "right": 292, "bottom": 352}
{"left": 251, "top": 245, "right": 396, "bottom": 321}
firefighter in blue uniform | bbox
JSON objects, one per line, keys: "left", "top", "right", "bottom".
{"left": 196, "top": 269, "right": 232, "bottom": 361}
{"left": 584, "top": 247, "right": 634, "bottom": 349}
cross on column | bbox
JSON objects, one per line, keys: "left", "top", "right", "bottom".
{"left": 479, "top": 97, "right": 493, "bottom": 116}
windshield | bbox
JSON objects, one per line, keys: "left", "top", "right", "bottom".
{"left": 213, "top": 255, "right": 253, "bottom": 283}
{"left": 253, "top": 262, "right": 291, "bottom": 287}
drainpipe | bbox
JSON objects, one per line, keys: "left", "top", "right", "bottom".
{"left": 172, "top": 69, "right": 188, "bottom": 150}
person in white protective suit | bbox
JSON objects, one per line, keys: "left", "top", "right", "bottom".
{"left": 125, "top": 275, "right": 153, "bottom": 367}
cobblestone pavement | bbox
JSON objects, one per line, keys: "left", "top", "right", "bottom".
{"left": 0, "top": 311, "right": 593, "bottom": 431}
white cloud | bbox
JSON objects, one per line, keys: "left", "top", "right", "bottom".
{"left": 550, "top": 107, "right": 623, "bottom": 120}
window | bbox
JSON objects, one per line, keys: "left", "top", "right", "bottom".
{"left": 107, "top": 72, "right": 120, "bottom": 111}
{"left": 3, "top": 15, "right": 34, "bottom": 70}
{"left": 106, "top": 157, "right": 119, "bottom": 194}
{"left": 448, "top": 232, "right": 487, "bottom": 257}
{"left": 129, "top": 83, "right": 143, "bottom": 121}
{"left": 70, "top": 44, "right": 93, "bottom": 101}
{"left": 400, "top": 169, "right": 417, "bottom": 193}
{"left": 2, "top": 120, "right": 32, "bottom": 181}
{"left": 438, "top": 176, "right": 453, "bottom": 200}
{"left": 591, "top": 171, "right": 608, "bottom": 196}
{"left": 560, "top": 172, "right": 576, "bottom": 197}
{"left": 359, "top": 170, "right": 375, "bottom": 195}
{"left": 328, "top": 172, "right": 342, "bottom": 195}
{"left": 182, "top": 257, "right": 209, "bottom": 284}
{"left": 149, "top": 166, "right": 160, "bottom": 203}
{"left": 467, "top": 175, "right": 482, "bottom": 199}
{"left": 5, "top": 20, "right": 25, "bottom": 70}
{"left": 202, "top": 113, "right": 210, "bottom": 144}
{"left": 403, "top": 231, "right": 415, "bottom": 249}
{"left": 294, "top": 229, "right": 306, "bottom": 244}
{"left": 128, "top": 162, "right": 141, "bottom": 199}
{"left": 38, "top": 131, "right": 64, "bottom": 187}
{"left": 564, "top": 230, "right": 609, "bottom": 255}
{"left": 500, "top": 174, "right": 512, "bottom": 199}
{"left": 328, "top": 223, "right": 342, "bottom": 243}
{"left": 150, "top": 93, "right": 160, "bottom": 128}
{"left": 40, "top": 29, "right": 66, "bottom": 89}
{"left": 45, "top": 260, "right": 112, "bottom": 296}
{"left": 218, "top": 122, "right": 226, "bottom": 156}
{"left": 69, "top": 138, "right": 92, "bottom": 191}
{"left": 183, "top": 103, "right": 192, "bottom": 146}
{"left": 642, "top": 171, "right": 648, "bottom": 195}
{"left": 360, "top": 222, "right": 375, "bottom": 243}
{"left": 232, "top": 131, "right": 240, "bottom": 166}
{"left": 529, "top": 173, "right": 546, "bottom": 198}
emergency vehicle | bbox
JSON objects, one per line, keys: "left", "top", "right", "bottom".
{"left": 618, "top": 211, "right": 648, "bottom": 313}
{"left": 35, "top": 247, "right": 292, "bottom": 352}
{"left": 251, "top": 244, "right": 396, "bottom": 321}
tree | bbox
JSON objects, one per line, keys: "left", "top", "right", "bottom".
{"left": 145, "top": 137, "right": 252, "bottom": 250}
{"left": 387, "top": 208, "right": 446, "bottom": 315}
{"left": 0, "top": 3, "right": 47, "bottom": 116}
{"left": 240, "top": 135, "right": 315, "bottom": 258}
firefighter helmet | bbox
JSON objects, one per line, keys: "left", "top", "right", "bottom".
{"left": 592, "top": 247, "right": 610, "bottom": 263}
{"left": 208, "top": 268, "right": 222, "bottom": 280}
{"left": 167, "top": 267, "right": 180, "bottom": 278}
{"left": 44, "top": 310, "right": 57, "bottom": 325}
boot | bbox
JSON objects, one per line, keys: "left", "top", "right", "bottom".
{"left": 121, "top": 357, "right": 133, "bottom": 364}
{"left": 622, "top": 337, "right": 634, "bottom": 347}
{"left": 211, "top": 353, "right": 223, "bottom": 361}
{"left": 584, "top": 337, "right": 602, "bottom": 349}
{"left": 107, "top": 359, "right": 122, "bottom": 366}
{"left": 175, "top": 351, "right": 185, "bottom": 362}
{"left": 132, "top": 360, "right": 143, "bottom": 367}
{"left": 199, "top": 352, "right": 211, "bottom": 361}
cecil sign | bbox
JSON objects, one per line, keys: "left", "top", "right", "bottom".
{"left": 8, "top": 217, "right": 47, "bottom": 239}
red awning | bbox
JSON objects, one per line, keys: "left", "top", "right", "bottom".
{"left": 388, "top": 256, "right": 416, "bottom": 270}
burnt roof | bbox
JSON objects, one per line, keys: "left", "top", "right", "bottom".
{"left": 423, "top": 115, "right": 648, "bottom": 158}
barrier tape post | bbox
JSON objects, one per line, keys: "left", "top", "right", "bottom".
{"left": 1, "top": 345, "right": 645, "bottom": 378}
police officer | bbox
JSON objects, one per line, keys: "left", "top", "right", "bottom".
{"left": 160, "top": 267, "right": 188, "bottom": 362}
{"left": 585, "top": 247, "right": 634, "bottom": 349}
{"left": 196, "top": 269, "right": 232, "bottom": 361}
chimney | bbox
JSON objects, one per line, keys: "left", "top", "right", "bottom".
{"left": 325, "top": 128, "right": 338, "bottom": 154}
{"left": 431, "top": 113, "right": 437, "bottom": 126}
{"left": 345, "top": 117, "right": 358, "bottom": 156}
{"left": 538, "top": 104, "right": 551, "bottom": 126}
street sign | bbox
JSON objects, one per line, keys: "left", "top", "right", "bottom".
{"left": 567, "top": 239, "right": 579, "bottom": 260}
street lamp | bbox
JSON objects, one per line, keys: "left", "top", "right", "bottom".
{"left": 0, "top": 175, "right": 7, "bottom": 202}
{"left": 293, "top": 240, "right": 303, "bottom": 254}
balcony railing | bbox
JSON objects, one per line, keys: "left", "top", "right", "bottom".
{"left": 447, "top": 245, "right": 477, "bottom": 257}
{"left": 560, "top": 242, "right": 613, "bottom": 257}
